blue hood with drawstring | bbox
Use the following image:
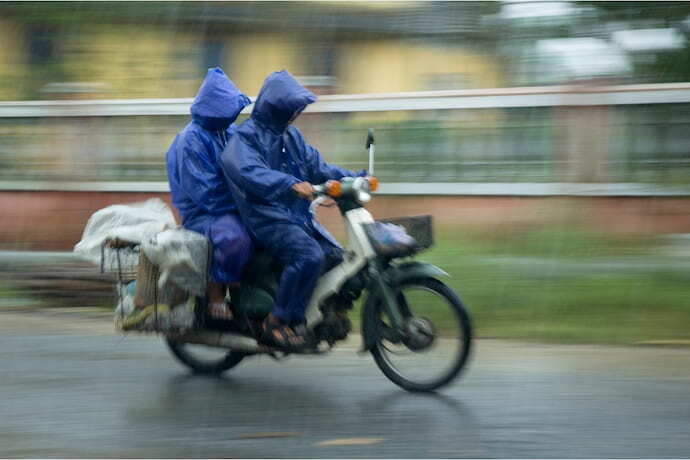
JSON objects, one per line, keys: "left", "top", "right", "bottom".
{"left": 190, "top": 67, "right": 251, "bottom": 131}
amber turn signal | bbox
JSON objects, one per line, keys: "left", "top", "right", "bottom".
{"left": 325, "top": 180, "right": 343, "bottom": 198}
{"left": 367, "top": 176, "right": 379, "bottom": 192}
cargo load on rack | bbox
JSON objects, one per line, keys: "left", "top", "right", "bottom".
{"left": 74, "top": 198, "right": 209, "bottom": 333}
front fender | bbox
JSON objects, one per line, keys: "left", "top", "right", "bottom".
{"left": 386, "top": 261, "right": 449, "bottom": 284}
{"left": 360, "top": 261, "right": 449, "bottom": 352}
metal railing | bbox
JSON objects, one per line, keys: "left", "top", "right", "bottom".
{"left": 2, "top": 83, "right": 690, "bottom": 117}
{"left": 1, "top": 83, "right": 689, "bottom": 196}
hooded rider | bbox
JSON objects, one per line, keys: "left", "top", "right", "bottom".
{"left": 221, "top": 70, "right": 366, "bottom": 350}
{"left": 165, "top": 67, "right": 253, "bottom": 319}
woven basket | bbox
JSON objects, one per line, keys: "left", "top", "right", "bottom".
{"left": 134, "top": 251, "right": 188, "bottom": 309}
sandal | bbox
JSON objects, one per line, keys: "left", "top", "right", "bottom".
{"left": 209, "top": 302, "right": 234, "bottom": 321}
{"left": 261, "top": 314, "right": 308, "bottom": 352}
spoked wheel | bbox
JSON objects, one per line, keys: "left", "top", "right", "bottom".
{"left": 370, "top": 277, "right": 472, "bottom": 392}
{"left": 165, "top": 338, "right": 246, "bottom": 375}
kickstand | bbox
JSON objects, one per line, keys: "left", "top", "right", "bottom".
{"left": 267, "top": 350, "right": 289, "bottom": 361}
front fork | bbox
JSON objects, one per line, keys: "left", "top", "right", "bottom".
{"left": 367, "top": 261, "right": 406, "bottom": 343}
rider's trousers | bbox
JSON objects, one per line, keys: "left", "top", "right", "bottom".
{"left": 185, "top": 213, "right": 254, "bottom": 284}
{"left": 254, "top": 223, "right": 341, "bottom": 324}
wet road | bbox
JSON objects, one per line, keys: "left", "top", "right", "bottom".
{"left": 2, "top": 309, "right": 690, "bottom": 458}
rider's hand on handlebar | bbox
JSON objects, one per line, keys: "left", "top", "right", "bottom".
{"left": 319, "top": 197, "right": 337, "bottom": 207}
{"left": 292, "top": 181, "right": 315, "bottom": 200}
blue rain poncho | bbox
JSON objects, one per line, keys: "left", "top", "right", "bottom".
{"left": 165, "top": 67, "right": 253, "bottom": 284}
{"left": 220, "top": 70, "right": 365, "bottom": 245}
{"left": 220, "top": 70, "right": 365, "bottom": 323}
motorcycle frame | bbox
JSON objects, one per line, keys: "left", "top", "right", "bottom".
{"left": 304, "top": 206, "right": 377, "bottom": 326}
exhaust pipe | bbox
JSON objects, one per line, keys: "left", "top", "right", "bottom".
{"left": 167, "top": 331, "right": 270, "bottom": 353}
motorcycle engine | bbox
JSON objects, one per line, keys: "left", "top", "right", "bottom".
{"left": 314, "top": 303, "right": 352, "bottom": 346}
{"left": 313, "top": 275, "right": 363, "bottom": 345}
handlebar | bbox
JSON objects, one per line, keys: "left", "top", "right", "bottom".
{"left": 309, "top": 176, "right": 378, "bottom": 212}
{"left": 313, "top": 176, "right": 378, "bottom": 198}
{"left": 312, "top": 184, "right": 328, "bottom": 196}
{"left": 308, "top": 195, "right": 329, "bottom": 214}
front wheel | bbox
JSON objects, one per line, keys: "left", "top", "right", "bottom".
{"left": 370, "top": 277, "right": 472, "bottom": 392}
{"left": 165, "top": 338, "right": 246, "bottom": 375}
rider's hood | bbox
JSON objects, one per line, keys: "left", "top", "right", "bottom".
{"left": 251, "top": 70, "right": 316, "bottom": 133}
{"left": 190, "top": 67, "right": 251, "bottom": 131}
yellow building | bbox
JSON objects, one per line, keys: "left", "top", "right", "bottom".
{"left": 60, "top": 25, "right": 203, "bottom": 99}
{"left": 338, "top": 40, "right": 501, "bottom": 93}
{"left": 0, "top": 18, "right": 27, "bottom": 100}
{"left": 0, "top": 2, "right": 503, "bottom": 100}
{"left": 47, "top": 30, "right": 502, "bottom": 99}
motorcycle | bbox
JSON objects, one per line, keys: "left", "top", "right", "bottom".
{"left": 157, "top": 131, "right": 472, "bottom": 392}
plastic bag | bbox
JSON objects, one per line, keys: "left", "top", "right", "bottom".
{"left": 114, "top": 281, "right": 137, "bottom": 317}
{"left": 366, "top": 222, "right": 419, "bottom": 257}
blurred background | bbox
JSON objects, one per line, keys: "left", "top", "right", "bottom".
{"left": 1, "top": 1, "right": 690, "bottom": 344}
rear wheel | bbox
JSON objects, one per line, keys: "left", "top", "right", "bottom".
{"left": 370, "top": 277, "right": 472, "bottom": 392}
{"left": 165, "top": 338, "right": 245, "bottom": 375}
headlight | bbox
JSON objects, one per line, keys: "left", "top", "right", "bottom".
{"left": 356, "top": 190, "right": 372, "bottom": 203}
{"left": 353, "top": 176, "right": 370, "bottom": 192}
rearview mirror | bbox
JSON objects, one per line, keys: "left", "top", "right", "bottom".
{"left": 366, "top": 128, "right": 375, "bottom": 149}
{"left": 366, "top": 129, "right": 375, "bottom": 175}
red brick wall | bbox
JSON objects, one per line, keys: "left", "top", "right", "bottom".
{"left": 2, "top": 191, "right": 690, "bottom": 250}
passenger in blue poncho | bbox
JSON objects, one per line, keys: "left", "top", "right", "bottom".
{"left": 165, "top": 67, "right": 253, "bottom": 319}
{"left": 221, "top": 70, "right": 366, "bottom": 350}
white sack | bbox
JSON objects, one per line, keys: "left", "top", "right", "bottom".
{"left": 141, "top": 228, "right": 209, "bottom": 297}
{"left": 74, "top": 198, "right": 177, "bottom": 265}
